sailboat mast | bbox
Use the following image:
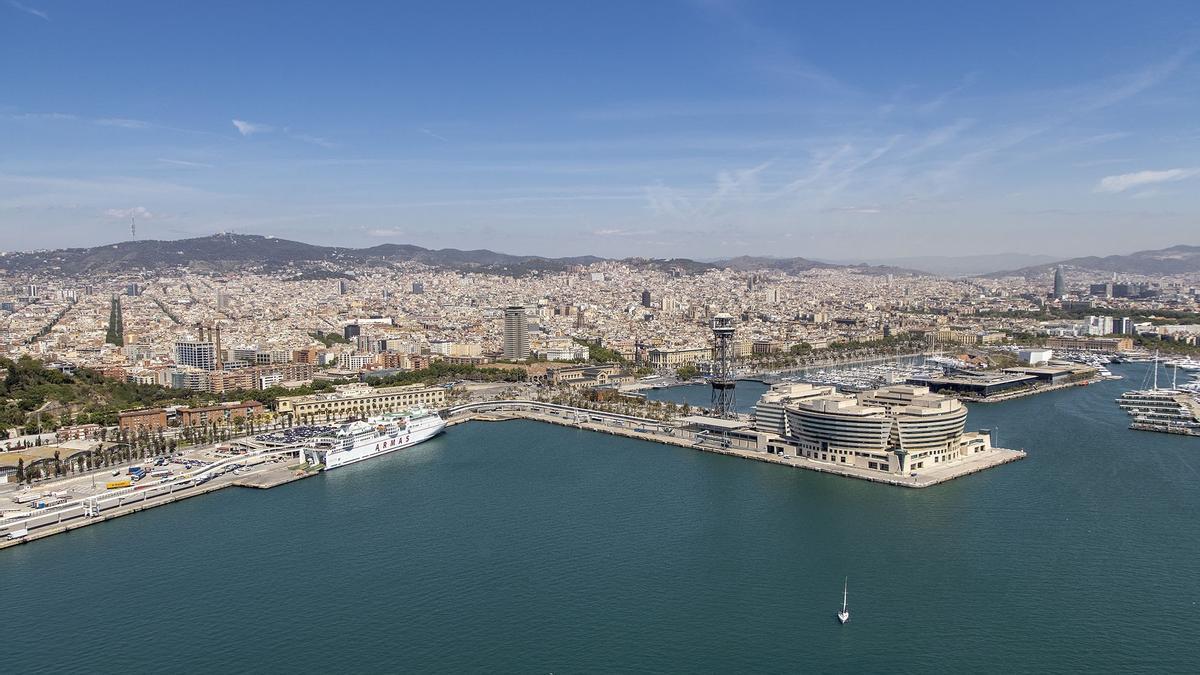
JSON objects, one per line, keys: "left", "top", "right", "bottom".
{"left": 1153, "top": 351, "right": 1159, "bottom": 390}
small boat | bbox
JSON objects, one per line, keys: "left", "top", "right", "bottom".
{"left": 837, "top": 577, "right": 850, "bottom": 624}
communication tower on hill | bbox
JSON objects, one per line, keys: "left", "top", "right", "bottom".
{"left": 710, "top": 313, "right": 736, "bottom": 417}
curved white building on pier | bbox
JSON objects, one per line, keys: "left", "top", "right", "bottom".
{"left": 783, "top": 385, "right": 986, "bottom": 474}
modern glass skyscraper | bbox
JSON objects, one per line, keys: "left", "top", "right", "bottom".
{"left": 1053, "top": 266, "right": 1066, "bottom": 299}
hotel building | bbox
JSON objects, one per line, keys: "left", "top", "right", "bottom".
{"left": 781, "top": 385, "right": 992, "bottom": 474}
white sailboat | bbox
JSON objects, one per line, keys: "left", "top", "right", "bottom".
{"left": 837, "top": 577, "right": 850, "bottom": 624}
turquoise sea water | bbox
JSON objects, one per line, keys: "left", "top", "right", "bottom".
{"left": 5, "top": 363, "right": 1199, "bottom": 672}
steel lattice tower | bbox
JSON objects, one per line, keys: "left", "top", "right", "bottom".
{"left": 710, "top": 313, "right": 737, "bottom": 417}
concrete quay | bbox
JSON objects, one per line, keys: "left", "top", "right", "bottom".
{"left": 232, "top": 465, "right": 320, "bottom": 489}
{"left": 0, "top": 478, "right": 235, "bottom": 551}
{"left": 1, "top": 455, "right": 310, "bottom": 550}
{"left": 452, "top": 406, "right": 1025, "bottom": 489}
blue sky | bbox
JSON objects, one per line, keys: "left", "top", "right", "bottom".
{"left": 2, "top": 1, "right": 1199, "bottom": 259}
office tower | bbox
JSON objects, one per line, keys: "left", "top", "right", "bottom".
{"left": 411, "top": 282, "right": 425, "bottom": 294}
{"left": 1052, "top": 267, "right": 1065, "bottom": 299}
{"left": 175, "top": 339, "right": 217, "bottom": 371}
{"left": 641, "top": 289, "right": 652, "bottom": 308}
{"left": 343, "top": 323, "right": 361, "bottom": 340}
{"left": 503, "top": 305, "right": 530, "bottom": 361}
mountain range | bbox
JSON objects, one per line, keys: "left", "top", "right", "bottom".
{"left": 0, "top": 233, "right": 915, "bottom": 277}
{"left": 1, "top": 233, "right": 1196, "bottom": 278}
{"left": 983, "top": 244, "right": 1200, "bottom": 278}
{"left": 824, "top": 253, "right": 1061, "bottom": 277}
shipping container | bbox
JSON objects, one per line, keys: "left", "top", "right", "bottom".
{"left": 106, "top": 480, "right": 132, "bottom": 489}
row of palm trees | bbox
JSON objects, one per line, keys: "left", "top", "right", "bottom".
{"left": 15, "top": 428, "right": 180, "bottom": 484}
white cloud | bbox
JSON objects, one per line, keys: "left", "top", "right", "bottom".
{"left": 8, "top": 1, "right": 48, "bottom": 20}
{"left": 1095, "top": 168, "right": 1199, "bottom": 193}
{"left": 232, "top": 119, "right": 273, "bottom": 136}
{"left": 96, "top": 117, "right": 151, "bottom": 129}
{"left": 367, "top": 228, "right": 405, "bottom": 237}
{"left": 419, "top": 128, "right": 449, "bottom": 142}
{"left": 105, "top": 206, "right": 155, "bottom": 220}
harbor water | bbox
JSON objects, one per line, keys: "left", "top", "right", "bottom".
{"left": 5, "top": 363, "right": 1199, "bottom": 672}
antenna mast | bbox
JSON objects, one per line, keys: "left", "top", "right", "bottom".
{"left": 131, "top": 215, "right": 136, "bottom": 240}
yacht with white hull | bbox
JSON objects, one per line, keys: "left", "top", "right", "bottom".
{"left": 304, "top": 409, "right": 446, "bottom": 469}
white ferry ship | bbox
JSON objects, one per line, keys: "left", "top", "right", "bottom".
{"left": 303, "top": 409, "right": 446, "bottom": 469}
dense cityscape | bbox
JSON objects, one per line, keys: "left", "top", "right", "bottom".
{"left": 4, "top": 237, "right": 1198, "bottom": 402}
{"left": 5, "top": 1, "right": 1200, "bottom": 671}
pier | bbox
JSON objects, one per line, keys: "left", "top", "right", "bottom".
{"left": 3, "top": 398, "right": 1025, "bottom": 549}
{"left": 444, "top": 400, "right": 1025, "bottom": 489}
{"left": 0, "top": 445, "right": 309, "bottom": 549}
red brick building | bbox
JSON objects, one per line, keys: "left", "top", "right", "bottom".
{"left": 178, "top": 401, "right": 264, "bottom": 426}
{"left": 118, "top": 408, "right": 168, "bottom": 433}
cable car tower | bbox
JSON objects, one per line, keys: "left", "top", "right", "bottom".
{"left": 710, "top": 313, "right": 737, "bottom": 417}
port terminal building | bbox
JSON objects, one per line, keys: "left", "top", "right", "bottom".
{"left": 905, "top": 363, "right": 1094, "bottom": 398}
{"left": 275, "top": 383, "right": 446, "bottom": 419}
{"left": 745, "top": 384, "right": 996, "bottom": 475}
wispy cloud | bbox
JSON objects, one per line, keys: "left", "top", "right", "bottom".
{"left": 916, "top": 72, "right": 979, "bottom": 115}
{"left": 232, "top": 118, "right": 336, "bottom": 147}
{"left": 104, "top": 206, "right": 155, "bottom": 220}
{"left": 8, "top": 0, "right": 48, "bottom": 20}
{"left": 592, "top": 228, "right": 657, "bottom": 237}
{"left": 96, "top": 118, "right": 151, "bottom": 129}
{"left": 1095, "top": 168, "right": 1199, "bottom": 193}
{"left": 288, "top": 132, "right": 337, "bottom": 148}
{"left": 367, "top": 228, "right": 406, "bottom": 237}
{"left": 824, "top": 206, "right": 883, "bottom": 214}
{"left": 3, "top": 111, "right": 76, "bottom": 121}
{"left": 232, "top": 119, "right": 273, "bottom": 136}
{"left": 419, "top": 128, "right": 449, "bottom": 142}
{"left": 158, "top": 158, "right": 214, "bottom": 168}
